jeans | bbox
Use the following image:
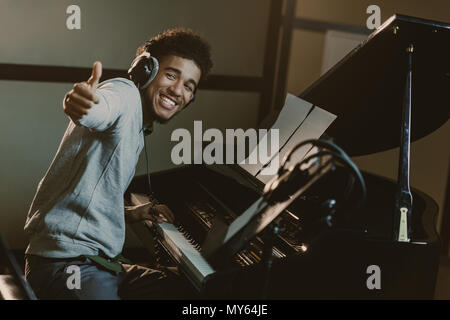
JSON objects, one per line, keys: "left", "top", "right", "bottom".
{"left": 24, "top": 255, "right": 196, "bottom": 300}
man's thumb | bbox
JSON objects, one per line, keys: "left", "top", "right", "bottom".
{"left": 87, "top": 61, "right": 102, "bottom": 89}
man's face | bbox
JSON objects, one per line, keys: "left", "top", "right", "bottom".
{"left": 143, "top": 55, "right": 201, "bottom": 123}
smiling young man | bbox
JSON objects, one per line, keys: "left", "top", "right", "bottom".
{"left": 143, "top": 55, "right": 200, "bottom": 123}
{"left": 23, "top": 28, "right": 213, "bottom": 299}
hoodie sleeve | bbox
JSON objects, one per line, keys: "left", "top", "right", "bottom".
{"left": 77, "top": 78, "right": 140, "bottom": 132}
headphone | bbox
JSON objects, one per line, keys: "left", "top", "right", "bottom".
{"left": 128, "top": 51, "right": 159, "bottom": 90}
{"left": 127, "top": 51, "right": 196, "bottom": 106}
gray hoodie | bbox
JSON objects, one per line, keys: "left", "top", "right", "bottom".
{"left": 24, "top": 78, "right": 144, "bottom": 259}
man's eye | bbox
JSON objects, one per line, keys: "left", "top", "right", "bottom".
{"left": 184, "top": 84, "right": 193, "bottom": 92}
{"left": 166, "top": 73, "right": 176, "bottom": 80}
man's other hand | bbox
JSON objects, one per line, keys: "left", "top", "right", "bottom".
{"left": 63, "top": 61, "right": 102, "bottom": 122}
{"left": 124, "top": 202, "right": 175, "bottom": 225}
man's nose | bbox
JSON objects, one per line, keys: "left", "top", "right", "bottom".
{"left": 168, "top": 80, "right": 183, "bottom": 96}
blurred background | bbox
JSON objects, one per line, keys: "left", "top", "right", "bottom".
{"left": 0, "top": 0, "right": 449, "bottom": 296}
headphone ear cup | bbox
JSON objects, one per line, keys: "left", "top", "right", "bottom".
{"left": 141, "top": 56, "right": 159, "bottom": 89}
{"left": 128, "top": 52, "right": 159, "bottom": 90}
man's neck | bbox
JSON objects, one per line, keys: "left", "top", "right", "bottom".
{"left": 141, "top": 95, "right": 154, "bottom": 132}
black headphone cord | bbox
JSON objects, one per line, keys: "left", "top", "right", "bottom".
{"left": 143, "top": 130, "right": 153, "bottom": 197}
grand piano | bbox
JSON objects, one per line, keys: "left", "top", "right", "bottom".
{"left": 127, "top": 14, "right": 449, "bottom": 299}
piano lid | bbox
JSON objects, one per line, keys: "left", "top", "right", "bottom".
{"left": 299, "top": 14, "right": 450, "bottom": 156}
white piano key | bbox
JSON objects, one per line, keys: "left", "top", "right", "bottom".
{"left": 156, "top": 222, "right": 216, "bottom": 288}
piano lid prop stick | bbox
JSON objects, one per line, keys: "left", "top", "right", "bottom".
{"left": 394, "top": 44, "right": 414, "bottom": 242}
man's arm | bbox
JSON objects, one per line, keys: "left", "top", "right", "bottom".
{"left": 124, "top": 201, "right": 176, "bottom": 225}
{"left": 63, "top": 61, "right": 125, "bottom": 131}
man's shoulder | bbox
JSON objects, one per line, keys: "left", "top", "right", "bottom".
{"left": 97, "top": 77, "right": 141, "bottom": 113}
{"left": 96, "top": 78, "right": 142, "bottom": 128}
{"left": 99, "top": 77, "right": 138, "bottom": 92}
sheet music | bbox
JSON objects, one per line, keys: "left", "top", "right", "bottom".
{"left": 256, "top": 106, "right": 336, "bottom": 184}
{"left": 239, "top": 94, "right": 313, "bottom": 176}
{"left": 238, "top": 93, "right": 336, "bottom": 184}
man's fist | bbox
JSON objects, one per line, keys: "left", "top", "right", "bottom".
{"left": 63, "top": 61, "right": 102, "bottom": 122}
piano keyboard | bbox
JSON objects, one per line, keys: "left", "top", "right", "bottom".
{"left": 132, "top": 193, "right": 293, "bottom": 291}
{"left": 145, "top": 219, "right": 289, "bottom": 289}
{"left": 145, "top": 220, "right": 216, "bottom": 290}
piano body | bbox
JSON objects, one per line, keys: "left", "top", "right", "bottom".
{"left": 127, "top": 164, "right": 439, "bottom": 299}
{"left": 127, "top": 14, "right": 448, "bottom": 299}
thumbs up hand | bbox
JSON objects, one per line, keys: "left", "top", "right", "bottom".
{"left": 87, "top": 61, "right": 102, "bottom": 90}
{"left": 63, "top": 61, "right": 103, "bottom": 122}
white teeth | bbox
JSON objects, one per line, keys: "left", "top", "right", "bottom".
{"left": 161, "top": 95, "right": 176, "bottom": 106}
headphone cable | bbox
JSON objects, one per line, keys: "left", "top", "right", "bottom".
{"left": 143, "top": 131, "right": 153, "bottom": 196}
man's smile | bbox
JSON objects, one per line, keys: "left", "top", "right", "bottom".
{"left": 159, "top": 93, "right": 178, "bottom": 111}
